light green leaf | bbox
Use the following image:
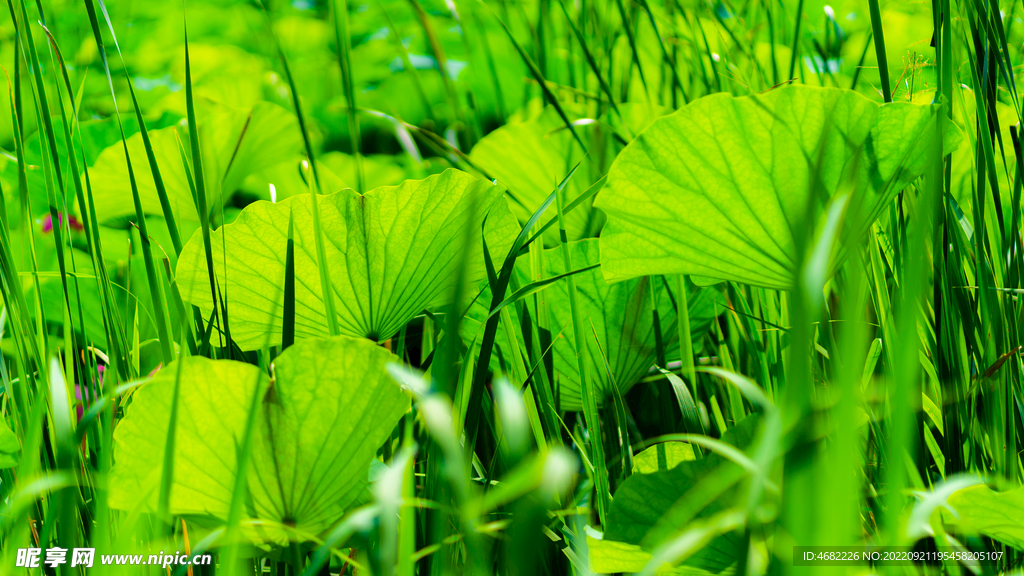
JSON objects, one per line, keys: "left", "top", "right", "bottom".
{"left": 470, "top": 109, "right": 604, "bottom": 245}
{"left": 176, "top": 169, "right": 520, "bottom": 348}
{"left": 596, "top": 85, "right": 961, "bottom": 288}
{"left": 633, "top": 442, "right": 697, "bottom": 475}
{"left": 171, "top": 44, "right": 268, "bottom": 110}
{"left": 110, "top": 358, "right": 262, "bottom": 520}
{"left": 0, "top": 419, "right": 19, "bottom": 469}
{"left": 2, "top": 113, "right": 180, "bottom": 218}
{"left": 241, "top": 152, "right": 408, "bottom": 205}
{"left": 88, "top": 101, "right": 301, "bottom": 224}
{"left": 464, "top": 239, "right": 722, "bottom": 411}
{"left": 941, "top": 484, "right": 1024, "bottom": 549}
{"left": 589, "top": 534, "right": 656, "bottom": 574}
{"left": 247, "top": 337, "right": 409, "bottom": 535}
{"left": 213, "top": 103, "right": 304, "bottom": 198}
{"left": 588, "top": 534, "right": 724, "bottom": 575}
{"left": 109, "top": 335, "right": 409, "bottom": 543}
{"left": 319, "top": 152, "right": 408, "bottom": 192}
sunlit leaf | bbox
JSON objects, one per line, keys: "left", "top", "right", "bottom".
{"left": 596, "top": 85, "right": 961, "bottom": 288}
{"left": 470, "top": 109, "right": 603, "bottom": 245}
{"left": 176, "top": 169, "right": 519, "bottom": 348}
{"left": 939, "top": 483, "right": 1024, "bottom": 549}
{"left": 108, "top": 335, "right": 409, "bottom": 543}
{"left": 88, "top": 101, "right": 301, "bottom": 224}
{"left": 633, "top": 442, "right": 697, "bottom": 474}
{"left": 587, "top": 533, "right": 722, "bottom": 575}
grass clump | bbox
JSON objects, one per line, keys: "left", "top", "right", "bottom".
{"left": 0, "top": 0, "right": 1021, "bottom": 575}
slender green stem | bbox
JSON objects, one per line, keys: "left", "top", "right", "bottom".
{"left": 554, "top": 184, "right": 610, "bottom": 527}
{"left": 867, "top": 0, "right": 893, "bottom": 102}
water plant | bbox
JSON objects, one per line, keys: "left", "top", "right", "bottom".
{"left": 1, "top": 0, "right": 1022, "bottom": 574}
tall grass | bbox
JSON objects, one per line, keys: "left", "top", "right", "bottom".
{"left": 0, "top": 0, "right": 1021, "bottom": 575}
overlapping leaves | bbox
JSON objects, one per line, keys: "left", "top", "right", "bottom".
{"left": 463, "top": 239, "right": 722, "bottom": 411}
{"left": 470, "top": 109, "right": 604, "bottom": 245}
{"left": 109, "top": 336, "right": 409, "bottom": 542}
{"left": 88, "top": 101, "right": 301, "bottom": 224}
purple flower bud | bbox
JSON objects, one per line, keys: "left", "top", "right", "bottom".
{"left": 75, "top": 365, "right": 105, "bottom": 422}
{"left": 42, "top": 213, "right": 84, "bottom": 234}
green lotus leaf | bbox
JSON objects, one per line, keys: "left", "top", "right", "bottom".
{"left": 587, "top": 534, "right": 721, "bottom": 575}
{"left": 169, "top": 44, "right": 269, "bottom": 110}
{"left": 470, "top": 109, "right": 604, "bottom": 246}
{"left": 108, "top": 335, "right": 409, "bottom": 543}
{"left": 88, "top": 101, "right": 301, "bottom": 224}
{"left": 176, "top": 169, "right": 519, "bottom": 349}
{"left": 110, "top": 358, "right": 262, "bottom": 520}
{"left": 596, "top": 85, "right": 961, "bottom": 288}
{"left": 940, "top": 484, "right": 1024, "bottom": 549}
{"left": 462, "top": 239, "right": 722, "bottom": 411}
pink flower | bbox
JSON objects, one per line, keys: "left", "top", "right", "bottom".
{"left": 74, "top": 364, "right": 162, "bottom": 423}
{"left": 75, "top": 364, "right": 104, "bottom": 422}
{"left": 42, "top": 213, "right": 84, "bottom": 234}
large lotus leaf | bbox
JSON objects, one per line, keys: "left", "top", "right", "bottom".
{"left": 88, "top": 101, "right": 301, "bottom": 224}
{"left": 109, "top": 336, "right": 409, "bottom": 542}
{"left": 89, "top": 124, "right": 193, "bottom": 224}
{"left": 109, "top": 358, "right": 263, "bottom": 520}
{"left": 470, "top": 109, "right": 604, "bottom": 246}
{"left": 462, "top": 239, "right": 722, "bottom": 411}
{"left": 167, "top": 44, "right": 268, "bottom": 111}
{"left": 176, "top": 169, "right": 520, "bottom": 349}
{"left": 596, "top": 85, "right": 961, "bottom": 288}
